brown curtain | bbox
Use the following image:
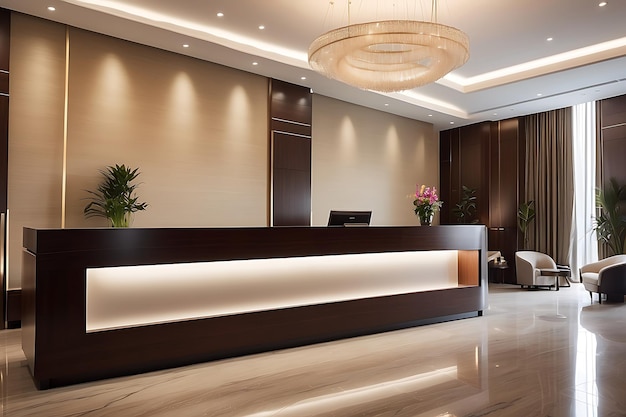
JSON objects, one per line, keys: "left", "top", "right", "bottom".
{"left": 524, "top": 108, "right": 574, "bottom": 265}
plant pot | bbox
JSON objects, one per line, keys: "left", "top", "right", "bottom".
{"left": 418, "top": 213, "right": 433, "bottom": 226}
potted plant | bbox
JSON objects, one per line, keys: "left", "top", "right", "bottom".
{"left": 517, "top": 200, "right": 535, "bottom": 249}
{"left": 412, "top": 184, "right": 443, "bottom": 226}
{"left": 84, "top": 164, "right": 148, "bottom": 227}
{"left": 594, "top": 178, "right": 626, "bottom": 255}
{"left": 452, "top": 185, "right": 478, "bottom": 224}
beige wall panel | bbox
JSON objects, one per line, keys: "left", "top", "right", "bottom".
{"left": 7, "top": 15, "right": 66, "bottom": 288}
{"left": 311, "top": 95, "right": 438, "bottom": 226}
{"left": 64, "top": 29, "right": 268, "bottom": 228}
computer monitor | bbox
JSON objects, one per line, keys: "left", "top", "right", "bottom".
{"left": 327, "top": 210, "right": 372, "bottom": 227}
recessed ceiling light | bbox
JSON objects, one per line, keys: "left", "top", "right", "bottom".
{"left": 384, "top": 103, "right": 389, "bottom": 106}
{"left": 47, "top": 6, "right": 56, "bottom": 11}
{"left": 599, "top": 2, "right": 607, "bottom": 7}
{"left": 546, "top": 37, "right": 553, "bottom": 41}
{"left": 182, "top": 44, "right": 189, "bottom": 48}
{"left": 537, "top": 93, "right": 543, "bottom": 96}
{"left": 258, "top": 25, "right": 265, "bottom": 30}
{"left": 493, "top": 113, "right": 498, "bottom": 116}
{"left": 300, "top": 76, "right": 306, "bottom": 80}
{"left": 450, "top": 121, "right": 455, "bottom": 125}
{"left": 428, "top": 114, "right": 433, "bottom": 117}
{"left": 252, "top": 62, "right": 259, "bottom": 66}
{"left": 217, "top": 12, "right": 224, "bottom": 17}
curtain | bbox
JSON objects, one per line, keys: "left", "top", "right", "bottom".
{"left": 571, "top": 102, "right": 598, "bottom": 280}
{"left": 524, "top": 108, "right": 574, "bottom": 267}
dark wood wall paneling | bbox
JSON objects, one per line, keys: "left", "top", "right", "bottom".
{"left": 0, "top": 8, "right": 10, "bottom": 330}
{"left": 598, "top": 95, "right": 626, "bottom": 187}
{"left": 440, "top": 119, "right": 523, "bottom": 283}
{"left": 488, "top": 119, "right": 522, "bottom": 282}
{"left": 269, "top": 79, "right": 312, "bottom": 226}
{"left": 439, "top": 124, "right": 490, "bottom": 225}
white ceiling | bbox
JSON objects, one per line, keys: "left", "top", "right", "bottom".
{"left": 2, "top": 0, "right": 626, "bottom": 130}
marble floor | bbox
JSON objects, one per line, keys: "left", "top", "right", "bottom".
{"left": 1, "top": 283, "right": 626, "bottom": 416}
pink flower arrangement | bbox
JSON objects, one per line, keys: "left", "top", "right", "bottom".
{"left": 413, "top": 184, "right": 443, "bottom": 225}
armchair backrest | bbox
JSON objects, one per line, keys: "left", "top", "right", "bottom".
{"left": 515, "top": 251, "right": 558, "bottom": 285}
{"left": 581, "top": 254, "right": 626, "bottom": 274}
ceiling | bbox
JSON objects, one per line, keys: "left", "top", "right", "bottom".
{"left": 1, "top": 0, "right": 626, "bottom": 130}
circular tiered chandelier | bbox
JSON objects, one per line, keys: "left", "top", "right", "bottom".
{"left": 308, "top": 1, "right": 469, "bottom": 92}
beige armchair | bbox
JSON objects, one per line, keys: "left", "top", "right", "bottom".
{"left": 581, "top": 255, "right": 626, "bottom": 303}
{"left": 515, "top": 251, "right": 567, "bottom": 290}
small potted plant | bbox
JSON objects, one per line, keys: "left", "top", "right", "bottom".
{"left": 453, "top": 185, "right": 478, "bottom": 224}
{"left": 84, "top": 164, "right": 148, "bottom": 227}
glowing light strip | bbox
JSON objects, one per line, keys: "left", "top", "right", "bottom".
{"left": 86, "top": 251, "right": 460, "bottom": 332}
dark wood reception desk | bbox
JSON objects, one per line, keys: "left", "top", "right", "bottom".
{"left": 22, "top": 225, "right": 487, "bottom": 389}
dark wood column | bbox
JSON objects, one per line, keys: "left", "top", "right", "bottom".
{"left": 269, "top": 79, "right": 312, "bottom": 226}
{"left": 0, "top": 8, "right": 10, "bottom": 330}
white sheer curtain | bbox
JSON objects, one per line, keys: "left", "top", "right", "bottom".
{"left": 571, "top": 102, "right": 598, "bottom": 280}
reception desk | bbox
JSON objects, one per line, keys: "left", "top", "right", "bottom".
{"left": 22, "top": 225, "right": 487, "bottom": 389}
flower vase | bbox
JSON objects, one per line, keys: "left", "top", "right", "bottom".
{"left": 418, "top": 213, "right": 433, "bottom": 226}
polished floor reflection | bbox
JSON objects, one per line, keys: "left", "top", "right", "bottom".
{"left": 1, "top": 283, "right": 626, "bottom": 416}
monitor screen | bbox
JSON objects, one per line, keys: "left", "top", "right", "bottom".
{"left": 327, "top": 210, "right": 372, "bottom": 227}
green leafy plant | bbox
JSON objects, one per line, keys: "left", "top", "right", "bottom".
{"left": 84, "top": 164, "right": 148, "bottom": 227}
{"left": 452, "top": 185, "right": 478, "bottom": 224}
{"left": 594, "top": 178, "right": 626, "bottom": 255}
{"left": 517, "top": 200, "right": 536, "bottom": 249}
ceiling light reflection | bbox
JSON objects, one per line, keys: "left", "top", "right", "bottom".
{"left": 247, "top": 366, "right": 458, "bottom": 417}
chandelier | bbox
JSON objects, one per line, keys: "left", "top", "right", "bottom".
{"left": 308, "top": 1, "right": 469, "bottom": 93}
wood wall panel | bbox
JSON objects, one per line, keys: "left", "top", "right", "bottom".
{"left": 497, "top": 119, "right": 520, "bottom": 228}
{"left": 272, "top": 133, "right": 311, "bottom": 226}
{"left": 439, "top": 130, "right": 452, "bottom": 224}
{"left": 440, "top": 122, "right": 489, "bottom": 225}
{"left": 601, "top": 125, "right": 626, "bottom": 187}
{"left": 270, "top": 79, "right": 312, "bottom": 226}
{"left": 599, "top": 95, "right": 626, "bottom": 188}
{"left": 599, "top": 94, "right": 626, "bottom": 128}
{"left": 0, "top": 9, "right": 8, "bottom": 74}
{"left": 270, "top": 80, "right": 312, "bottom": 125}
{"left": 441, "top": 118, "right": 524, "bottom": 283}
{"left": 0, "top": 8, "right": 9, "bottom": 329}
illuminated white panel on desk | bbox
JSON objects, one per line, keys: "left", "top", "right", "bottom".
{"left": 86, "top": 250, "right": 461, "bottom": 332}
